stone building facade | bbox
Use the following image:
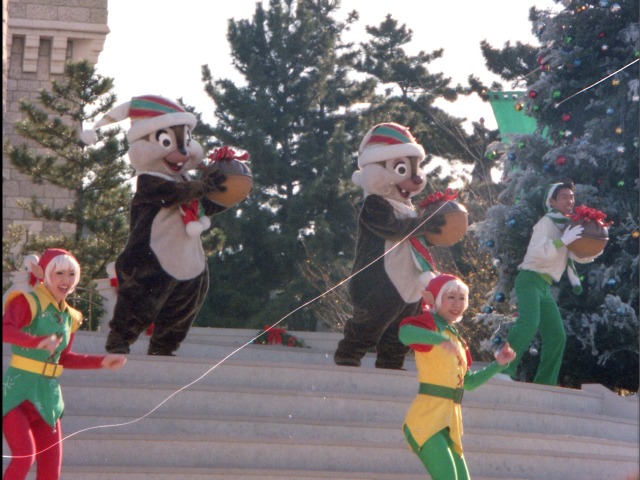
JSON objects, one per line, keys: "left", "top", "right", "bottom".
{"left": 2, "top": 0, "right": 109, "bottom": 241}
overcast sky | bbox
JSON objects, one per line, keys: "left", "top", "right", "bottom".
{"left": 95, "top": 0, "right": 559, "bottom": 132}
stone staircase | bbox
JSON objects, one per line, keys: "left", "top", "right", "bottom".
{"left": 3, "top": 327, "right": 639, "bottom": 479}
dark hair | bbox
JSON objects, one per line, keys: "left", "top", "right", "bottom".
{"left": 551, "top": 181, "right": 575, "bottom": 200}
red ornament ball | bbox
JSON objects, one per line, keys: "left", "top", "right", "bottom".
{"left": 561, "top": 113, "right": 571, "bottom": 122}
{"left": 555, "top": 155, "right": 567, "bottom": 165}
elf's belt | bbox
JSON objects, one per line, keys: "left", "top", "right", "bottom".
{"left": 10, "top": 355, "right": 63, "bottom": 378}
{"left": 419, "top": 382, "right": 464, "bottom": 404}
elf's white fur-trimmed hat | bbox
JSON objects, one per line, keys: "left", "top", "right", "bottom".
{"left": 357, "top": 122, "right": 425, "bottom": 168}
{"left": 544, "top": 182, "right": 564, "bottom": 211}
{"left": 80, "top": 95, "right": 196, "bottom": 145}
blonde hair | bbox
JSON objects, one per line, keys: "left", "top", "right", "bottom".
{"left": 44, "top": 254, "right": 81, "bottom": 294}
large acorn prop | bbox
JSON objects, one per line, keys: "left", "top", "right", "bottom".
{"left": 202, "top": 146, "right": 253, "bottom": 208}
{"left": 418, "top": 188, "right": 468, "bottom": 246}
{"left": 566, "top": 205, "right": 611, "bottom": 259}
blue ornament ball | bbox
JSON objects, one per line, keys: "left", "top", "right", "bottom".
{"left": 486, "top": 240, "right": 495, "bottom": 248}
{"left": 507, "top": 218, "right": 517, "bottom": 228}
{"left": 507, "top": 152, "right": 516, "bottom": 161}
{"left": 482, "top": 306, "right": 493, "bottom": 314}
{"left": 606, "top": 107, "right": 615, "bottom": 115}
{"left": 606, "top": 278, "right": 618, "bottom": 287}
{"left": 495, "top": 292, "right": 506, "bottom": 302}
{"left": 616, "top": 307, "right": 626, "bottom": 315}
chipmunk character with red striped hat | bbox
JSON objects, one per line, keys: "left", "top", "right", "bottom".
{"left": 81, "top": 95, "right": 237, "bottom": 356}
{"left": 333, "top": 123, "right": 445, "bottom": 370}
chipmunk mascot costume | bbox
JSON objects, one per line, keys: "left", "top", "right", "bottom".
{"left": 81, "top": 95, "right": 233, "bottom": 356}
{"left": 334, "top": 123, "right": 445, "bottom": 369}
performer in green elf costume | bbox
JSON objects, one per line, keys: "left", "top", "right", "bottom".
{"left": 503, "top": 181, "right": 598, "bottom": 385}
{"left": 2, "top": 249, "right": 126, "bottom": 480}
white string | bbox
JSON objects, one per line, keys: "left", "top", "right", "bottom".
{"left": 4, "top": 199, "right": 450, "bottom": 459}
{"left": 554, "top": 59, "right": 639, "bottom": 108}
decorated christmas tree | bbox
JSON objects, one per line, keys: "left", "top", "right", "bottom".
{"left": 471, "top": 0, "right": 638, "bottom": 391}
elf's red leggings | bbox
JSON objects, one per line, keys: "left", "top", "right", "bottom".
{"left": 2, "top": 401, "right": 62, "bottom": 480}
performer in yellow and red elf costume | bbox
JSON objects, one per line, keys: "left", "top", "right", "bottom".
{"left": 399, "top": 274, "right": 515, "bottom": 479}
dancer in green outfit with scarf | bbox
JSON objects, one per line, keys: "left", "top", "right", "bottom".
{"left": 504, "top": 181, "right": 598, "bottom": 386}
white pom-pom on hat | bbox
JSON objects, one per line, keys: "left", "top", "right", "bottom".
{"left": 80, "top": 101, "right": 131, "bottom": 145}
{"left": 185, "top": 221, "right": 204, "bottom": 237}
{"left": 106, "top": 262, "right": 116, "bottom": 278}
{"left": 79, "top": 129, "right": 99, "bottom": 146}
{"left": 199, "top": 216, "right": 211, "bottom": 231}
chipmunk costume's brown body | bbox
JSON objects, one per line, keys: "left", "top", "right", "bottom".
{"left": 334, "top": 123, "right": 444, "bottom": 370}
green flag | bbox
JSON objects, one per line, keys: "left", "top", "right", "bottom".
{"left": 487, "top": 91, "right": 538, "bottom": 142}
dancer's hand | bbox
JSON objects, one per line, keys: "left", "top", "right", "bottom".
{"left": 102, "top": 354, "right": 127, "bottom": 370}
{"left": 440, "top": 339, "right": 458, "bottom": 354}
{"left": 37, "top": 334, "right": 62, "bottom": 356}
{"left": 495, "top": 342, "right": 516, "bottom": 365}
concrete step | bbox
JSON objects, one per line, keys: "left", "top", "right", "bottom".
{"left": 11, "top": 465, "right": 525, "bottom": 480}
{"left": 5, "top": 352, "right": 634, "bottom": 425}
{"left": 3, "top": 328, "right": 638, "bottom": 480}
{"left": 80, "top": 327, "right": 346, "bottom": 356}
{"left": 6, "top": 432, "right": 636, "bottom": 480}
{"left": 47, "top": 412, "right": 640, "bottom": 459}
{"left": 51, "top": 380, "right": 638, "bottom": 444}
{"left": 4, "top": 332, "right": 393, "bottom": 369}
{"left": 4, "top": 346, "right": 631, "bottom": 420}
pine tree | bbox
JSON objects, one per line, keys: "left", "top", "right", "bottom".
{"left": 197, "top": 0, "right": 375, "bottom": 330}
{"left": 4, "top": 60, "right": 132, "bottom": 329}
{"left": 355, "top": 14, "right": 501, "bottom": 185}
{"left": 471, "top": 0, "right": 639, "bottom": 391}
